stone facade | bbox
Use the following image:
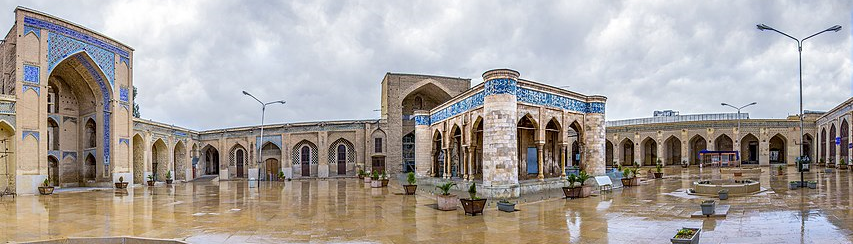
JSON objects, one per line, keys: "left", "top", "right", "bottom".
{"left": 815, "top": 97, "right": 853, "bottom": 166}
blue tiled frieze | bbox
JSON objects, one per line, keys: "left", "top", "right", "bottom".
{"left": 23, "top": 25, "right": 40, "bottom": 38}
{"left": 429, "top": 91, "right": 484, "bottom": 124}
{"left": 22, "top": 130, "right": 39, "bottom": 141}
{"left": 119, "top": 138, "right": 129, "bottom": 146}
{"left": 587, "top": 102, "right": 605, "bottom": 114}
{"left": 48, "top": 150, "right": 60, "bottom": 160}
{"left": 414, "top": 115, "right": 430, "bottom": 125}
{"left": 0, "top": 102, "right": 14, "bottom": 114}
{"left": 256, "top": 135, "right": 283, "bottom": 150}
{"left": 484, "top": 78, "right": 517, "bottom": 96}
{"left": 23, "top": 65, "right": 39, "bottom": 84}
{"left": 119, "top": 86, "right": 129, "bottom": 102}
{"left": 175, "top": 131, "right": 188, "bottom": 137}
{"left": 62, "top": 151, "right": 77, "bottom": 160}
{"left": 516, "top": 87, "right": 607, "bottom": 114}
{"left": 22, "top": 84, "right": 39, "bottom": 95}
{"left": 25, "top": 17, "right": 129, "bottom": 57}
{"left": 49, "top": 32, "right": 116, "bottom": 86}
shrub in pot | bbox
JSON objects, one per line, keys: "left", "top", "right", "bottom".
{"left": 165, "top": 171, "right": 173, "bottom": 184}
{"left": 460, "top": 183, "right": 487, "bottom": 216}
{"left": 363, "top": 170, "right": 372, "bottom": 183}
{"left": 380, "top": 171, "right": 390, "bottom": 187}
{"left": 671, "top": 227, "right": 701, "bottom": 244}
{"left": 435, "top": 182, "right": 458, "bottom": 211}
{"left": 38, "top": 178, "right": 54, "bottom": 195}
{"left": 807, "top": 181, "right": 817, "bottom": 189}
{"left": 818, "top": 158, "right": 826, "bottom": 167}
{"left": 497, "top": 199, "right": 516, "bottom": 212}
{"left": 700, "top": 200, "right": 715, "bottom": 216}
{"left": 146, "top": 174, "right": 155, "bottom": 186}
{"left": 357, "top": 169, "right": 366, "bottom": 180}
{"left": 277, "top": 171, "right": 286, "bottom": 181}
{"left": 620, "top": 168, "right": 639, "bottom": 187}
{"left": 789, "top": 181, "right": 799, "bottom": 190}
{"left": 654, "top": 161, "right": 664, "bottom": 179}
{"left": 370, "top": 171, "right": 382, "bottom": 188}
{"left": 403, "top": 172, "right": 417, "bottom": 195}
{"left": 718, "top": 189, "right": 728, "bottom": 200}
{"left": 681, "top": 160, "right": 689, "bottom": 168}
{"left": 115, "top": 176, "right": 128, "bottom": 189}
{"left": 777, "top": 165, "right": 785, "bottom": 175}
{"left": 840, "top": 158, "right": 849, "bottom": 170}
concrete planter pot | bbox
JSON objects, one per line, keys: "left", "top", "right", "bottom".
{"left": 562, "top": 186, "right": 592, "bottom": 198}
{"left": 789, "top": 181, "right": 799, "bottom": 190}
{"left": 460, "top": 198, "right": 487, "bottom": 216}
{"left": 671, "top": 228, "right": 701, "bottom": 244}
{"left": 115, "top": 182, "right": 129, "bottom": 189}
{"left": 146, "top": 180, "right": 155, "bottom": 186}
{"left": 38, "top": 186, "right": 54, "bottom": 195}
{"left": 380, "top": 179, "right": 389, "bottom": 187}
{"left": 364, "top": 177, "right": 372, "bottom": 183}
{"left": 436, "top": 194, "right": 458, "bottom": 211}
{"left": 840, "top": 164, "right": 849, "bottom": 170}
{"left": 718, "top": 190, "right": 728, "bottom": 200}
{"left": 370, "top": 180, "right": 382, "bottom": 188}
{"left": 807, "top": 182, "right": 817, "bottom": 189}
{"left": 700, "top": 201, "right": 715, "bottom": 216}
{"left": 654, "top": 172, "right": 663, "bottom": 179}
{"left": 403, "top": 185, "right": 417, "bottom": 195}
{"left": 497, "top": 201, "right": 516, "bottom": 212}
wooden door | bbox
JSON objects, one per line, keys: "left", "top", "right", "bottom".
{"left": 236, "top": 150, "right": 244, "bottom": 178}
{"left": 371, "top": 156, "right": 385, "bottom": 174}
{"left": 336, "top": 145, "right": 347, "bottom": 175}
{"left": 301, "top": 146, "right": 311, "bottom": 176}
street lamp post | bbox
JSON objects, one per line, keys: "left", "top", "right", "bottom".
{"left": 757, "top": 23, "right": 842, "bottom": 188}
{"left": 242, "top": 91, "right": 286, "bottom": 184}
{"left": 721, "top": 102, "right": 757, "bottom": 165}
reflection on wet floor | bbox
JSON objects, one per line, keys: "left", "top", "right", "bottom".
{"left": 0, "top": 167, "right": 852, "bottom": 243}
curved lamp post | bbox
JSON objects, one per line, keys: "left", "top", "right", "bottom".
{"left": 757, "top": 23, "right": 841, "bottom": 187}
{"left": 243, "top": 91, "right": 285, "bottom": 183}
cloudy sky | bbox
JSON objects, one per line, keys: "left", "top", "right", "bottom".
{"left": 3, "top": 1, "right": 851, "bottom": 130}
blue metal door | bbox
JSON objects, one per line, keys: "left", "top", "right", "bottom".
{"left": 526, "top": 147, "right": 538, "bottom": 174}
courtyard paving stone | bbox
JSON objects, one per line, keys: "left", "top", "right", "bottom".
{"left": 1, "top": 167, "right": 852, "bottom": 243}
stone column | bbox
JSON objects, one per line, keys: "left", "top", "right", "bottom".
{"left": 560, "top": 143, "right": 567, "bottom": 176}
{"left": 443, "top": 148, "right": 450, "bottom": 179}
{"left": 467, "top": 146, "right": 476, "bottom": 181}
{"left": 481, "top": 69, "right": 520, "bottom": 198}
{"left": 429, "top": 149, "right": 436, "bottom": 177}
{"left": 536, "top": 141, "right": 544, "bottom": 180}
{"left": 583, "top": 96, "right": 607, "bottom": 176}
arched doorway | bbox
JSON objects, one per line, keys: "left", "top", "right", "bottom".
{"left": 741, "top": 134, "right": 759, "bottom": 164}
{"left": 203, "top": 146, "right": 220, "bottom": 175}
{"left": 517, "top": 114, "right": 538, "bottom": 180}
{"left": 769, "top": 134, "right": 786, "bottom": 164}
{"left": 689, "top": 135, "right": 707, "bottom": 166}
{"left": 663, "top": 136, "right": 681, "bottom": 165}
{"left": 402, "top": 132, "right": 415, "bottom": 173}
{"left": 432, "top": 130, "right": 443, "bottom": 177}
{"left": 471, "top": 117, "right": 484, "bottom": 180}
{"left": 174, "top": 141, "right": 186, "bottom": 181}
{"left": 261, "top": 142, "right": 282, "bottom": 180}
{"left": 620, "top": 138, "right": 634, "bottom": 166}
{"left": 543, "top": 119, "right": 561, "bottom": 178}
{"left": 568, "top": 121, "right": 583, "bottom": 169}
{"left": 152, "top": 139, "right": 168, "bottom": 181}
{"left": 291, "top": 140, "right": 317, "bottom": 177}
{"left": 830, "top": 124, "right": 837, "bottom": 161}
{"left": 84, "top": 154, "right": 96, "bottom": 183}
{"left": 641, "top": 137, "right": 657, "bottom": 166}
{"left": 132, "top": 134, "right": 145, "bottom": 184}
{"left": 450, "top": 125, "right": 462, "bottom": 178}
{"left": 230, "top": 145, "right": 247, "bottom": 178}
{"left": 329, "top": 138, "right": 355, "bottom": 176}
{"left": 605, "top": 140, "right": 614, "bottom": 167}
{"left": 841, "top": 120, "right": 848, "bottom": 160}
{"left": 48, "top": 156, "right": 59, "bottom": 186}
{"left": 803, "top": 133, "right": 814, "bottom": 161}
{"left": 820, "top": 128, "right": 827, "bottom": 162}
{"left": 715, "top": 134, "right": 734, "bottom": 151}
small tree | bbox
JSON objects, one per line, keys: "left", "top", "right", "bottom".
{"left": 406, "top": 172, "right": 416, "bottom": 185}
{"left": 132, "top": 86, "right": 141, "bottom": 118}
{"left": 468, "top": 183, "right": 478, "bottom": 200}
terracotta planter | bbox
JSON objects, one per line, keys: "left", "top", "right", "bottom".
{"left": 460, "top": 198, "right": 487, "bottom": 216}
{"left": 147, "top": 180, "right": 155, "bottom": 186}
{"left": 654, "top": 172, "right": 663, "bottom": 179}
{"left": 370, "top": 180, "right": 382, "bottom": 188}
{"left": 436, "top": 194, "right": 458, "bottom": 211}
{"left": 38, "top": 186, "right": 54, "bottom": 195}
{"left": 403, "top": 185, "right": 417, "bottom": 195}
{"left": 115, "top": 182, "right": 129, "bottom": 189}
{"left": 621, "top": 177, "right": 639, "bottom": 187}
{"left": 380, "top": 179, "right": 389, "bottom": 187}
{"left": 840, "top": 164, "right": 848, "bottom": 170}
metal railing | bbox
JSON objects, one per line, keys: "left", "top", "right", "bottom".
{"left": 606, "top": 113, "right": 749, "bottom": 127}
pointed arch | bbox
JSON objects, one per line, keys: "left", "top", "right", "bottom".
{"left": 132, "top": 134, "right": 145, "bottom": 184}
{"left": 830, "top": 124, "right": 837, "bottom": 160}
{"left": 292, "top": 140, "right": 318, "bottom": 177}
{"left": 620, "top": 138, "right": 635, "bottom": 166}
{"left": 769, "top": 134, "right": 787, "bottom": 164}
{"left": 663, "top": 135, "right": 681, "bottom": 165}
{"left": 740, "top": 133, "right": 759, "bottom": 164}
{"left": 471, "top": 116, "right": 484, "bottom": 180}
{"left": 173, "top": 140, "right": 187, "bottom": 181}
{"left": 841, "top": 119, "right": 849, "bottom": 159}
{"left": 229, "top": 143, "right": 248, "bottom": 178}
{"left": 641, "top": 137, "right": 658, "bottom": 166}
{"left": 328, "top": 138, "right": 355, "bottom": 176}
{"left": 152, "top": 138, "right": 168, "bottom": 181}
{"left": 688, "top": 135, "right": 707, "bottom": 165}
{"left": 201, "top": 144, "right": 220, "bottom": 176}
{"left": 714, "top": 134, "right": 734, "bottom": 151}
{"left": 605, "top": 140, "right": 615, "bottom": 167}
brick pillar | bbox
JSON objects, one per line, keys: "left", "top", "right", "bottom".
{"left": 481, "top": 69, "right": 520, "bottom": 198}
{"left": 413, "top": 110, "right": 431, "bottom": 178}
{"left": 583, "top": 97, "right": 607, "bottom": 176}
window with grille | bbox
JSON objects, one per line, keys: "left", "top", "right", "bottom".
{"left": 375, "top": 138, "right": 383, "bottom": 153}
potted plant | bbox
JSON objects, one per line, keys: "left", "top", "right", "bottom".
{"left": 146, "top": 174, "right": 155, "bottom": 186}
{"left": 403, "top": 172, "right": 417, "bottom": 195}
{"left": 497, "top": 199, "right": 516, "bottom": 212}
{"left": 789, "top": 181, "right": 799, "bottom": 190}
{"left": 435, "top": 182, "right": 458, "bottom": 211}
{"left": 165, "top": 171, "right": 173, "bottom": 184}
{"left": 620, "top": 168, "right": 638, "bottom": 187}
{"left": 370, "top": 171, "right": 382, "bottom": 188}
{"left": 38, "top": 178, "right": 54, "bottom": 195}
{"left": 700, "top": 200, "right": 715, "bottom": 216}
{"left": 718, "top": 189, "right": 728, "bottom": 200}
{"left": 681, "top": 160, "right": 689, "bottom": 168}
{"left": 380, "top": 171, "right": 390, "bottom": 187}
{"left": 777, "top": 165, "right": 784, "bottom": 175}
{"left": 115, "top": 176, "right": 128, "bottom": 189}
{"left": 460, "top": 183, "right": 487, "bottom": 216}
{"left": 568, "top": 171, "right": 592, "bottom": 198}
{"left": 807, "top": 181, "right": 817, "bottom": 189}
{"left": 357, "top": 169, "right": 366, "bottom": 180}
{"left": 671, "top": 227, "right": 701, "bottom": 244}
{"left": 840, "top": 158, "right": 848, "bottom": 170}
{"left": 818, "top": 158, "right": 826, "bottom": 167}
{"left": 277, "top": 171, "right": 286, "bottom": 181}
{"left": 363, "top": 170, "right": 372, "bottom": 183}
{"left": 654, "top": 162, "right": 664, "bottom": 179}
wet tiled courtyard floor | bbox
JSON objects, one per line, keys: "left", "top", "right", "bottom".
{"left": 2, "top": 167, "right": 853, "bottom": 243}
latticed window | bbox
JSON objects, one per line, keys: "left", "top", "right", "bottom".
{"left": 402, "top": 133, "right": 415, "bottom": 172}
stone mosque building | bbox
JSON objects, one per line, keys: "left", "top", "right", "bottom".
{"left": 0, "top": 7, "right": 850, "bottom": 197}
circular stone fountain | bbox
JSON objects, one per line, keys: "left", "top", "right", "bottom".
{"left": 693, "top": 179, "right": 761, "bottom": 195}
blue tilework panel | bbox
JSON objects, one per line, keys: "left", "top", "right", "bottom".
{"left": 256, "top": 135, "right": 283, "bottom": 151}
{"left": 25, "top": 17, "right": 129, "bottom": 57}
{"left": 587, "top": 102, "right": 605, "bottom": 114}
{"left": 62, "top": 151, "right": 77, "bottom": 160}
{"left": 0, "top": 101, "right": 14, "bottom": 114}
{"left": 119, "top": 138, "right": 129, "bottom": 146}
{"left": 429, "top": 92, "right": 484, "bottom": 125}
{"left": 484, "top": 78, "right": 517, "bottom": 96}
{"left": 22, "top": 84, "right": 39, "bottom": 96}
{"left": 23, "top": 65, "right": 39, "bottom": 84}
{"left": 22, "top": 131, "right": 39, "bottom": 141}
{"left": 23, "top": 25, "right": 40, "bottom": 38}
{"left": 175, "top": 131, "right": 188, "bottom": 137}
{"left": 48, "top": 32, "right": 116, "bottom": 86}
{"left": 119, "top": 86, "right": 129, "bottom": 102}
{"left": 517, "top": 88, "right": 606, "bottom": 114}
{"left": 414, "top": 115, "right": 430, "bottom": 125}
